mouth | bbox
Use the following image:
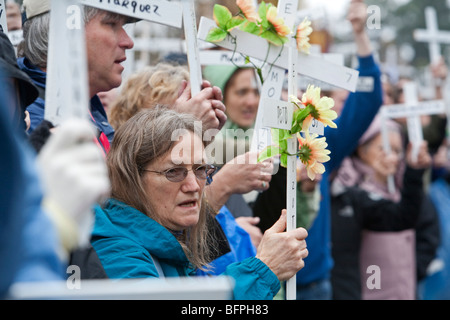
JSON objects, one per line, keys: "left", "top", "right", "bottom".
{"left": 241, "top": 109, "right": 256, "bottom": 119}
{"left": 178, "top": 199, "right": 198, "bottom": 208}
{"left": 115, "top": 57, "right": 126, "bottom": 64}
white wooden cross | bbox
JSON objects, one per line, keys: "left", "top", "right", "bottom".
{"left": 198, "top": 0, "right": 358, "bottom": 300}
{"left": 45, "top": 0, "right": 90, "bottom": 125}
{"left": 181, "top": 0, "right": 203, "bottom": 96}
{"left": 262, "top": 0, "right": 300, "bottom": 300}
{"left": 414, "top": 6, "right": 450, "bottom": 65}
{"left": 380, "top": 81, "right": 446, "bottom": 193}
{"left": 0, "top": 0, "right": 7, "bottom": 33}
{"left": 197, "top": 6, "right": 359, "bottom": 158}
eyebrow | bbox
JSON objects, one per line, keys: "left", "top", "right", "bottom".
{"left": 100, "top": 12, "right": 137, "bottom": 24}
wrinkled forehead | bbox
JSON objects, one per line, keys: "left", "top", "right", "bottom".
{"left": 88, "top": 8, "right": 139, "bottom": 24}
{"left": 162, "top": 131, "right": 207, "bottom": 166}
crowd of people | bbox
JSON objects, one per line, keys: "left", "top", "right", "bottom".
{"left": 1, "top": 0, "right": 449, "bottom": 300}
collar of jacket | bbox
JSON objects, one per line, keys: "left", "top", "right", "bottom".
{"left": 93, "top": 198, "right": 190, "bottom": 267}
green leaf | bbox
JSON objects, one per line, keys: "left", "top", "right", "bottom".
{"left": 290, "top": 122, "right": 302, "bottom": 135}
{"left": 280, "top": 153, "right": 288, "bottom": 168}
{"left": 213, "top": 5, "right": 232, "bottom": 29}
{"left": 279, "top": 138, "right": 288, "bottom": 153}
{"left": 226, "top": 16, "right": 244, "bottom": 31}
{"left": 206, "top": 28, "right": 228, "bottom": 43}
{"left": 271, "top": 128, "right": 289, "bottom": 154}
{"left": 294, "top": 106, "right": 310, "bottom": 122}
{"left": 239, "top": 21, "right": 261, "bottom": 35}
{"left": 272, "top": 128, "right": 291, "bottom": 142}
{"left": 258, "top": 2, "right": 268, "bottom": 22}
{"left": 260, "top": 30, "right": 285, "bottom": 46}
{"left": 257, "top": 145, "right": 281, "bottom": 163}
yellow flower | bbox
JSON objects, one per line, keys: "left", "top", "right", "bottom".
{"left": 289, "top": 94, "right": 301, "bottom": 105}
{"left": 295, "top": 18, "right": 313, "bottom": 54}
{"left": 297, "top": 132, "right": 330, "bottom": 180}
{"left": 301, "top": 85, "right": 337, "bottom": 130}
{"left": 236, "top": 0, "right": 260, "bottom": 23}
{"left": 266, "top": 6, "right": 291, "bottom": 37}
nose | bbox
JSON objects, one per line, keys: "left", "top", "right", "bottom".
{"left": 180, "top": 171, "right": 201, "bottom": 193}
{"left": 119, "top": 27, "right": 134, "bottom": 50}
{"left": 247, "top": 90, "right": 260, "bottom": 108}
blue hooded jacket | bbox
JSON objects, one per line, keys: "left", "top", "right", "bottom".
{"left": 92, "top": 199, "right": 280, "bottom": 300}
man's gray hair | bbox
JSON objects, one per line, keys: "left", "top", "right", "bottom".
{"left": 19, "top": 6, "right": 116, "bottom": 69}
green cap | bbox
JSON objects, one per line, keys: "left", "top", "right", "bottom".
{"left": 203, "top": 65, "right": 239, "bottom": 94}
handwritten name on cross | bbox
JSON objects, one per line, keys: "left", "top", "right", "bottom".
{"left": 79, "top": 0, "right": 183, "bottom": 28}
{"left": 381, "top": 81, "right": 446, "bottom": 193}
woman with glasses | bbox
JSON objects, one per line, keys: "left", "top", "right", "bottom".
{"left": 91, "top": 106, "right": 308, "bottom": 299}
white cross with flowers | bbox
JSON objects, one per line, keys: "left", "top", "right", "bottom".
{"left": 197, "top": 3, "right": 358, "bottom": 156}
{"left": 380, "top": 81, "right": 446, "bottom": 193}
{"left": 198, "top": 0, "right": 357, "bottom": 300}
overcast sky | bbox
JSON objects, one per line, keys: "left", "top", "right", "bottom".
{"left": 306, "top": 0, "right": 350, "bottom": 19}
{"left": 306, "top": 0, "right": 414, "bottom": 19}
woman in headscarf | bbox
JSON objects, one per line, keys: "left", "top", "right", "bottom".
{"left": 330, "top": 115, "right": 432, "bottom": 300}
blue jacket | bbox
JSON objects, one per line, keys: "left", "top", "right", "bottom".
{"left": 16, "top": 57, "right": 115, "bottom": 143}
{"left": 197, "top": 205, "right": 257, "bottom": 276}
{"left": 297, "top": 55, "right": 383, "bottom": 285}
{"left": 92, "top": 199, "right": 280, "bottom": 300}
{"left": 424, "top": 177, "right": 450, "bottom": 299}
{"left": 0, "top": 78, "right": 64, "bottom": 298}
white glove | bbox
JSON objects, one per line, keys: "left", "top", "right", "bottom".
{"left": 37, "top": 118, "right": 110, "bottom": 252}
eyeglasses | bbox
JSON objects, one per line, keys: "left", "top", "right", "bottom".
{"left": 143, "top": 164, "right": 217, "bottom": 183}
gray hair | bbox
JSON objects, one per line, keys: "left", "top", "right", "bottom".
{"left": 19, "top": 6, "right": 128, "bottom": 69}
{"left": 20, "top": 11, "right": 50, "bottom": 69}
{"left": 107, "top": 105, "right": 217, "bottom": 270}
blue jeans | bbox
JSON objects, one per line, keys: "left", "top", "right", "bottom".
{"left": 296, "top": 279, "right": 332, "bottom": 300}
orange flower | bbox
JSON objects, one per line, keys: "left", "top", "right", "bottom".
{"left": 295, "top": 18, "right": 313, "bottom": 54}
{"left": 301, "top": 85, "right": 337, "bottom": 130}
{"left": 236, "top": 0, "right": 260, "bottom": 23}
{"left": 297, "top": 132, "right": 330, "bottom": 180}
{"left": 266, "top": 6, "right": 291, "bottom": 37}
